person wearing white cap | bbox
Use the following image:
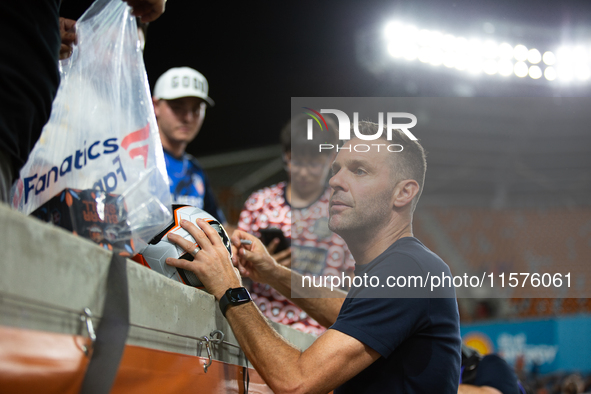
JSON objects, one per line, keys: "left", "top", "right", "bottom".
{"left": 152, "top": 67, "right": 226, "bottom": 223}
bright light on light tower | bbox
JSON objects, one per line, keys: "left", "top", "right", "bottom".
{"left": 443, "top": 52, "right": 456, "bottom": 68}
{"left": 499, "top": 43, "right": 514, "bottom": 59}
{"left": 384, "top": 21, "right": 404, "bottom": 39}
{"left": 387, "top": 42, "right": 403, "bottom": 58}
{"left": 544, "top": 66, "right": 556, "bottom": 81}
{"left": 441, "top": 34, "right": 456, "bottom": 51}
{"left": 402, "top": 44, "right": 419, "bottom": 61}
{"left": 498, "top": 60, "right": 514, "bottom": 76}
{"left": 557, "top": 47, "right": 573, "bottom": 66}
{"left": 575, "top": 64, "right": 591, "bottom": 80}
{"left": 528, "top": 49, "right": 542, "bottom": 64}
{"left": 543, "top": 51, "right": 556, "bottom": 65}
{"left": 514, "top": 61, "right": 528, "bottom": 77}
{"left": 483, "top": 40, "right": 498, "bottom": 58}
{"left": 513, "top": 45, "right": 529, "bottom": 61}
{"left": 483, "top": 59, "right": 498, "bottom": 75}
{"left": 529, "top": 65, "right": 542, "bottom": 79}
{"left": 430, "top": 49, "right": 444, "bottom": 66}
{"left": 558, "top": 65, "right": 574, "bottom": 82}
{"left": 383, "top": 19, "right": 591, "bottom": 84}
{"left": 573, "top": 46, "right": 588, "bottom": 64}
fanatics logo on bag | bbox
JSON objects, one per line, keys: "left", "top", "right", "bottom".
{"left": 302, "top": 107, "right": 417, "bottom": 152}
{"left": 17, "top": 124, "right": 151, "bottom": 206}
{"left": 121, "top": 124, "right": 150, "bottom": 168}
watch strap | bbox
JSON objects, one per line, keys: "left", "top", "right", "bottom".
{"left": 219, "top": 287, "right": 252, "bottom": 318}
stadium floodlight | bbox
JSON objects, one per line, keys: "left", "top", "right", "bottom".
{"left": 529, "top": 65, "right": 542, "bottom": 79}
{"left": 543, "top": 51, "right": 556, "bottom": 65}
{"left": 544, "top": 66, "right": 557, "bottom": 81}
{"left": 387, "top": 42, "right": 403, "bottom": 58}
{"left": 384, "top": 21, "right": 405, "bottom": 40}
{"left": 575, "top": 64, "right": 590, "bottom": 80}
{"left": 418, "top": 29, "right": 431, "bottom": 47}
{"left": 499, "top": 43, "right": 514, "bottom": 59}
{"left": 403, "top": 44, "right": 419, "bottom": 61}
{"left": 443, "top": 52, "right": 456, "bottom": 68}
{"left": 483, "top": 40, "right": 498, "bottom": 58}
{"left": 383, "top": 20, "right": 590, "bottom": 84}
{"left": 557, "top": 47, "right": 573, "bottom": 65}
{"left": 483, "top": 59, "right": 498, "bottom": 75}
{"left": 441, "top": 34, "right": 456, "bottom": 51}
{"left": 558, "top": 65, "right": 574, "bottom": 82}
{"left": 455, "top": 55, "right": 468, "bottom": 71}
{"left": 468, "top": 39, "right": 482, "bottom": 57}
{"left": 402, "top": 25, "right": 419, "bottom": 42}
{"left": 455, "top": 37, "right": 469, "bottom": 54}
{"left": 498, "top": 59, "right": 514, "bottom": 76}
{"left": 467, "top": 58, "right": 483, "bottom": 74}
{"left": 430, "top": 49, "right": 444, "bottom": 66}
{"left": 573, "top": 46, "right": 588, "bottom": 63}
{"left": 514, "top": 61, "right": 529, "bottom": 77}
{"left": 528, "top": 49, "right": 542, "bottom": 64}
{"left": 513, "top": 45, "right": 529, "bottom": 62}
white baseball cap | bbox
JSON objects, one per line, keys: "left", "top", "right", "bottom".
{"left": 153, "top": 67, "right": 215, "bottom": 106}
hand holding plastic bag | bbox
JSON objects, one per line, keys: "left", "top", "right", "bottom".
{"left": 11, "top": 0, "right": 171, "bottom": 254}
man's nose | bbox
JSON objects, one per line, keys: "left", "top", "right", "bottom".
{"left": 182, "top": 109, "right": 194, "bottom": 121}
{"left": 329, "top": 170, "right": 345, "bottom": 191}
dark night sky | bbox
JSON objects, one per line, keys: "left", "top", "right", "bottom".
{"left": 61, "top": 0, "right": 591, "bottom": 157}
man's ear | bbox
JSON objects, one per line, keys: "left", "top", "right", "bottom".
{"left": 393, "top": 179, "right": 420, "bottom": 209}
{"left": 152, "top": 97, "right": 160, "bottom": 117}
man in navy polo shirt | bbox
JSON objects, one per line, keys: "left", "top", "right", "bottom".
{"left": 152, "top": 67, "right": 225, "bottom": 223}
{"left": 166, "top": 121, "right": 461, "bottom": 393}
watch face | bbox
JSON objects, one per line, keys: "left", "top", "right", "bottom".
{"left": 229, "top": 288, "right": 251, "bottom": 303}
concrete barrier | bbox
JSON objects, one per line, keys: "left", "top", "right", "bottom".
{"left": 0, "top": 203, "right": 316, "bottom": 367}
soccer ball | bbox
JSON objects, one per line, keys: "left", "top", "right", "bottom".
{"left": 133, "top": 205, "right": 232, "bottom": 289}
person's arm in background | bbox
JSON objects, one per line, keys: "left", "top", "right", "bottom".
{"left": 236, "top": 193, "right": 292, "bottom": 268}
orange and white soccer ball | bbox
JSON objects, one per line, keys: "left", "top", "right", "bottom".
{"left": 133, "top": 205, "right": 231, "bottom": 288}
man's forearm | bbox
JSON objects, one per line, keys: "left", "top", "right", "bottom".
{"left": 225, "top": 302, "right": 306, "bottom": 393}
{"left": 265, "top": 264, "right": 346, "bottom": 327}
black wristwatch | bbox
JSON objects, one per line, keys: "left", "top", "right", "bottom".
{"left": 219, "top": 287, "right": 252, "bottom": 318}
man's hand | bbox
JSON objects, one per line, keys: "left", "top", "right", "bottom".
{"left": 166, "top": 218, "right": 241, "bottom": 300}
{"left": 123, "top": 0, "right": 166, "bottom": 23}
{"left": 59, "top": 18, "right": 76, "bottom": 60}
{"left": 266, "top": 238, "right": 292, "bottom": 268}
{"left": 230, "top": 230, "right": 281, "bottom": 284}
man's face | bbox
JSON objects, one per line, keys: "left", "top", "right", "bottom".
{"left": 328, "top": 139, "right": 397, "bottom": 235}
{"left": 286, "top": 151, "right": 332, "bottom": 197}
{"left": 153, "top": 96, "right": 206, "bottom": 146}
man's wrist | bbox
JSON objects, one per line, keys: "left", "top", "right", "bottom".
{"left": 219, "top": 287, "right": 252, "bottom": 318}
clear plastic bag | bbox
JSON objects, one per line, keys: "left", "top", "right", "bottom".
{"left": 11, "top": 0, "right": 171, "bottom": 254}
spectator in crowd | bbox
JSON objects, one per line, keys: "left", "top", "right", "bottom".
{"left": 561, "top": 373, "right": 585, "bottom": 394}
{"left": 0, "top": 0, "right": 165, "bottom": 203}
{"left": 459, "top": 344, "right": 522, "bottom": 394}
{"left": 152, "top": 67, "right": 226, "bottom": 223}
{"left": 237, "top": 114, "right": 354, "bottom": 335}
{"left": 166, "top": 121, "right": 461, "bottom": 393}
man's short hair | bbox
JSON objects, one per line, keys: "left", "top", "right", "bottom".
{"left": 280, "top": 114, "right": 338, "bottom": 156}
{"left": 354, "top": 121, "right": 427, "bottom": 212}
